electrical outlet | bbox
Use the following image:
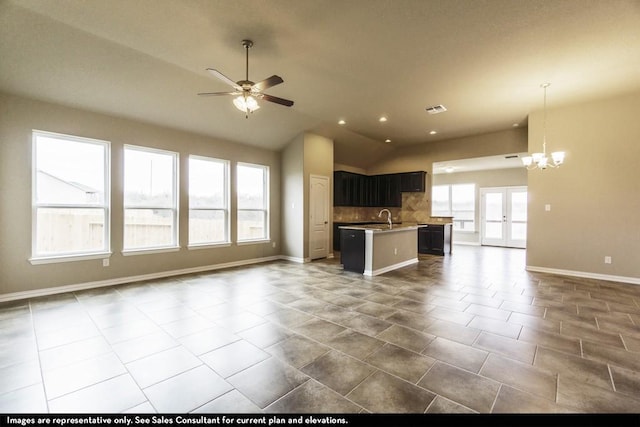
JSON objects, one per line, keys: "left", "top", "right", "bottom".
{"left": 604, "top": 256, "right": 612, "bottom": 264}
{"left": 394, "top": 248, "right": 398, "bottom": 255}
{"left": 102, "top": 258, "right": 109, "bottom": 267}
{"left": 545, "top": 204, "right": 551, "bottom": 212}
{"left": 272, "top": 242, "right": 276, "bottom": 248}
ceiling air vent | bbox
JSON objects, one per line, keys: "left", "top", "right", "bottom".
{"left": 425, "top": 104, "right": 447, "bottom": 114}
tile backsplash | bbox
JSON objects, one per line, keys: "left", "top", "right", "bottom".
{"left": 333, "top": 206, "right": 402, "bottom": 223}
{"left": 333, "top": 192, "right": 451, "bottom": 224}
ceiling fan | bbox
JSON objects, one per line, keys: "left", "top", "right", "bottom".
{"left": 198, "top": 39, "right": 294, "bottom": 118}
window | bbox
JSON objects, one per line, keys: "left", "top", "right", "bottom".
{"left": 432, "top": 183, "right": 476, "bottom": 232}
{"left": 124, "top": 146, "right": 178, "bottom": 251}
{"left": 237, "top": 163, "right": 269, "bottom": 242}
{"left": 32, "top": 131, "right": 110, "bottom": 260}
{"left": 431, "top": 185, "right": 450, "bottom": 218}
{"left": 188, "top": 156, "right": 229, "bottom": 246}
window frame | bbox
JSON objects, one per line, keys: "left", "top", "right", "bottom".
{"left": 236, "top": 162, "right": 270, "bottom": 244}
{"left": 188, "top": 155, "right": 230, "bottom": 248}
{"left": 432, "top": 183, "right": 476, "bottom": 233}
{"left": 122, "top": 144, "right": 179, "bottom": 254}
{"left": 30, "top": 130, "right": 111, "bottom": 264}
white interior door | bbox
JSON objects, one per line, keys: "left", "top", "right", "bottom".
{"left": 309, "top": 175, "right": 330, "bottom": 260}
{"left": 480, "top": 186, "right": 527, "bottom": 248}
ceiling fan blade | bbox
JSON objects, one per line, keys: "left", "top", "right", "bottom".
{"left": 197, "top": 91, "right": 241, "bottom": 96}
{"left": 206, "top": 68, "right": 242, "bottom": 91}
{"left": 252, "top": 75, "right": 284, "bottom": 92}
{"left": 260, "top": 93, "right": 294, "bottom": 107}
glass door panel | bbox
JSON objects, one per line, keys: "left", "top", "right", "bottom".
{"left": 481, "top": 187, "right": 527, "bottom": 248}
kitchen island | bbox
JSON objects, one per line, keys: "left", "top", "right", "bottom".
{"left": 339, "top": 224, "right": 421, "bottom": 276}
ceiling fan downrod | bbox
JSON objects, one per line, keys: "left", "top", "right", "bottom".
{"left": 242, "top": 39, "right": 253, "bottom": 82}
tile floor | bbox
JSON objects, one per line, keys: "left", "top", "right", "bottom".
{"left": 1, "top": 245, "right": 640, "bottom": 414}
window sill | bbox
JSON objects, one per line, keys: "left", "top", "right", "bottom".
{"left": 237, "top": 239, "right": 271, "bottom": 246}
{"left": 122, "top": 246, "right": 181, "bottom": 256}
{"left": 188, "top": 242, "right": 232, "bottom": 250}
{"left": 30, "top": 252, "right": 112, "bottom": 265}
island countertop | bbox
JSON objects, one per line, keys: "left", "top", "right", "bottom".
{"left": 338, "top": 224, "right": 424, "bottom": 233}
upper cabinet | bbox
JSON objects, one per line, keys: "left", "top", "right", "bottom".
{"left": 334, "top": 170, "right": 426, "bottom": 207}
{"left": 400, "top": 171, "right": 426, "bottom": 192}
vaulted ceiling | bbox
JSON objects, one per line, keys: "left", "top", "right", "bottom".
{"left": 1, "top": 0, "right": 639, "bottom": 169}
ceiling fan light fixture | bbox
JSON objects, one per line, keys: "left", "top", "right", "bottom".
{"left": 233, "top": 94, "right": 260, "bottom": 115}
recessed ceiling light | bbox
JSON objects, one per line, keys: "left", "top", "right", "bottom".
{"left": 379, "top": 116, "right": 387, "bottom": 123}
{"left": 429, "top": 130, "right": 437, "bottom": 135}
{"left": 512, "top": 123, "right": 519, "bottom": 127}
{"left": 338, "top": 119, "right": 346, "bottom": 125}
{"left": 385, "top": 139, "right": 391, "bottom": 143}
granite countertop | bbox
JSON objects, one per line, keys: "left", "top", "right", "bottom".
{"left": 338, "top": 224, "right": 420, "bottom": 233}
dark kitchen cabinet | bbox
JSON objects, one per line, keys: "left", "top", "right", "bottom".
{"left": 340, "top": 229, "right": 365, "bottom": 273}
{"left": 418, "top": 224, "right": 452, "bottom": 255}
{"left": 334, "top": 171, "right": 363, "bottom": 206}
{"left": 400, "top": 171, "right": 426, "bottom": 192}
{"left": 377, "top": 173, "right": 401, "bottom": 207}
{"left": 334, "top": 171, "right": 403, "bottom": 207}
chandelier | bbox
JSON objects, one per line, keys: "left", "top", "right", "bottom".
{"left": 522, "top": 83, "right": 565, "bottom": 170}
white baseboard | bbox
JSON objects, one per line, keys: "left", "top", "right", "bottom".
{"left": 526, "top": 265, "right": 640, "bottom": 286}
{"left": 0, "top": 255, "right": 284, "bottom": 303}
{"left": 364, "top": 258, "right": 418, "bottom": 277}
{"left": 280, "top": 256, "right": 306, "bottom": 263}
{"left": 453, "top": 241, "right": 481, "bottom": 246}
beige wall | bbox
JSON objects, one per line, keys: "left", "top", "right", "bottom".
{"left": 526, "top": 90, "right": 640, "bottom": 282}
{"left": 281, "top": 132, "right": 334, "bottom": 261}
{"left": 433, "top": 168, "right": 528, "bottom": 244}
{"left": 0, "top": 92, "right": 281, "bottom": 297}
{"left": 280, "top": 134, "right": 305, "bottom": 260}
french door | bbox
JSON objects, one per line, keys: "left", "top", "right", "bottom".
{"left": 480, "top": 186, "right": 527, "bottom": 248}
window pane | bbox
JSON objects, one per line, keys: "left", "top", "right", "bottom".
{"left": 431, "top": 185, "right": 450, "bottom": 216}
{"left": 485, "top": 193, "right": 503, "bottom": 221}
{"left": 35, "top": 135, "right": 106, "bottom": 205}
{"left": 485, "top": 221, "right": 503, "bottom": 239}
{"left": 452, "top": 184, "right": 475, "bottom": 231}
{"left": 238, "top": 210, "right": 266, "bottom": 240}
{"left": 510, "top": 191, "right": 528, "bottom": 222}
{"left": 189, "top": 157, "right": 226, "bottom": 208}
{"left": 124, "top": 209, "right": 175, "bottom": 249}
{"left": 124, "top": 148, "right": 175, "bottom": 208}
{"left": 189, "top": 210, "right": 226, "bottom": 244}
{"left": 237, "top": 164, "right": 265, "bottom": 209}
{"left": 511, "top": 222, "right": 527, "bottom": 241}
{"left": 237, "top": 163, "right": 268, "bottom": 242}
{"left": 36, "top": 208, "right": 105, "bottom": 255}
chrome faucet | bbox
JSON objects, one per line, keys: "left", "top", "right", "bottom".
{"left": 378, "top": 209, "right": 392, "bottom": 229}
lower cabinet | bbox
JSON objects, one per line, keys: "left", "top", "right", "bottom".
{"left": 418, "top": 224, "right": 452, "bottom": 255}
{"left": 340, "top": 229, "right": 365, "bottom": 273}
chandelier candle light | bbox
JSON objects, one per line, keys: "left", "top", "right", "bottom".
{"left": 522, "top": 83, "right": 565, "bottom": 170}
